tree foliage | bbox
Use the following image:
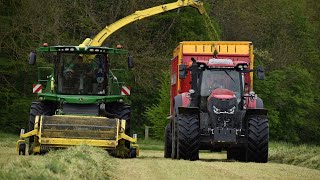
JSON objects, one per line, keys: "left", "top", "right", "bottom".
{"left": 145, "top": 72, "right": 170, "bottom": 140}
{"left": 0, "top": 0, "right": 320, "bottom": 143}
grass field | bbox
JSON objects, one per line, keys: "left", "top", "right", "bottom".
{"left": 269, "top": 142, "right": 320, "bottom": 171}
{"left": 0, "top": 133, "right": 319, "bottom": 179}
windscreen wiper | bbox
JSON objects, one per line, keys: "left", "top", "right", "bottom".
{"left": 224, "top": 70, "right": 235, "bottom": 83}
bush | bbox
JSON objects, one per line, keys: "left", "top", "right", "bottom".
{"left": 145, "top": 71, "right": 170, "bottom": 140}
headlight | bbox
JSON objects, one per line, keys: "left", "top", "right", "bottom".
{"left": 228, "top": 106, "right": 236, "bottom": 114}
{"left": 213, "top": 106, "right": 220, "bottom": 114}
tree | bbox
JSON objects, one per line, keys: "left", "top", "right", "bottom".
{"left": 145, "top": 71, "right": 170, "bottom": 140}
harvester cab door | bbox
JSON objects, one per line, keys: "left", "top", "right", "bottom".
{"left": 56, "top": 53, "right": 108, "bottom": 95}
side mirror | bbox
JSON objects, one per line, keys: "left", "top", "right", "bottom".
{"left": 28, "top": 52, "right": 36, "bottom": 65}
{"left": 179, "top": 64, "right": 187, "bottom": 79}
{"left": 128, "top": 56, "right": 134, "bottom": 68}
{"left": 257, "top": 66, "right": 265, "bottom": 80}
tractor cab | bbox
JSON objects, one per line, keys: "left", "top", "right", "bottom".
{"left": 194, "top": 58, "right": 250, "bottom": 129}
{"left": 199, "top": 58, "right": 249, "bottom": 109}
{"left": 182, "top": 58, "right": 250, "bottom": 113}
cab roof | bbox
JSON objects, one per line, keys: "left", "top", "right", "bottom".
{"left": 36, "top": 45, "right": 128, "bottom": 54}
{"left": 197, "top": 58, "right": 248, "bottom": 68}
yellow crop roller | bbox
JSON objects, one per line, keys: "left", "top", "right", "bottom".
{"left": 17, "top": 115, "right": 139, "bottom": 158}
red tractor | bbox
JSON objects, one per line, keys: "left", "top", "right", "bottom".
{"left": 165, "top": 41, "right": 268, "bottom": 162}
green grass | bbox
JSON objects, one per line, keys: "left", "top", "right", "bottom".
{"left": 1, "top": 133, "right": 319, "bottom": 179}
{"left": 0, "top": 133, "right": 117, "bottom": 179}
{"left": 138, "top": 138, "right": 320, "bottom": 171}
{"left": 0, "top": 132, "right": 19, "bottom": 148}
{"left": 0, "top": 144, "right": 116, "bottom": 180}
{"left": 269, "top": 142, "right": 320, "bottom": 171}
{"left": 138, "top": 138, "right": 164, "bottom": 151}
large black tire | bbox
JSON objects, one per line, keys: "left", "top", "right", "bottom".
{"left": 177, "top": 114, "right": 200, "bottom": 161}
{"left": 116, "top": 105, "right": 131, "bottom": 138}
{"left": 29, "top": 101, "right": 55, "bottom": 155}
{"left": 106, "top": 103, "right": 131, "bottom": 148}
{"left": 164, "top": 123, "right": 172, "bottom": 158}
{"left": 18, "top": 143, "right": 26, "bottom": 155}
{"left": 171, "top": 119, "right": 178, "bottom": 159}
{"left": 247, "top": 115, "right": 269, "bottom": 163}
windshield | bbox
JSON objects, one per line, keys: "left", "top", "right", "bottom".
{"left": 200, "top": 69, "right": 241, "bottom": 99}
{"left": 56, "top": 53, "right": 107, "bottom": 95}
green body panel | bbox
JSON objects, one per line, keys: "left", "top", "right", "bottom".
{"left": 38, "top": 93, "right": 124, "bottom": 104}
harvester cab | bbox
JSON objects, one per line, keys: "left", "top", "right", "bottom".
{"left": 17, "top": 44, "right": 138, "bottom": 158}
{"left": 166, "top": 41, "right": 268, "bottom": 163}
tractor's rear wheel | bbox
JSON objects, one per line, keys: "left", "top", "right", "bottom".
{"left": 177, "top": 114, "right": 200, "bottom": 161}
{"left": 247, "top": 115, "right": 269, "bottom": 163}
{"left": 164, "top": 123, "right": 172, "bottom": 158}
{"left": 29, "top": 101, "right": 55, "bottom": 155}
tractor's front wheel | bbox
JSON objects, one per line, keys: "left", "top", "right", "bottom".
{"left": 171, "top": 119, "right": 178, "bottom": 159}
{"left": 164, "top": 123, "right": 172, "bottom": 158}
{"left": 247, "top": 115, "right": 269, "bottom": 163}
{"left": 177, "top": 114, "right": 200, "bottom": 161}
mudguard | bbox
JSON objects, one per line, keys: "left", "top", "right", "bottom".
{"left": 173, "top": 93, "right": 191, "bottom": 115}
{"left": 256, "top": 97, "right": 264, "bottom": 108}
{"left": 246, "top": 108, "right": 268, "bottom": 116}
{"left": 247, "top": 96, "right": 264, "bottom": 109}
{"left": 178, "top": 107, "right": 199, "bottom": 115}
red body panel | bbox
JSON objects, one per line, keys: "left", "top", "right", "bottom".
{"left": 170, "top": 56, "right": 179, "bottom": 114}
{"left": 246, "top": 98, "right": 257, "bottom": 109}
{"left": 209, "top": 88, "right": 236, "bottom": 100}
{"left": 181, "top": 92, "right": 191, "bottom": 107}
